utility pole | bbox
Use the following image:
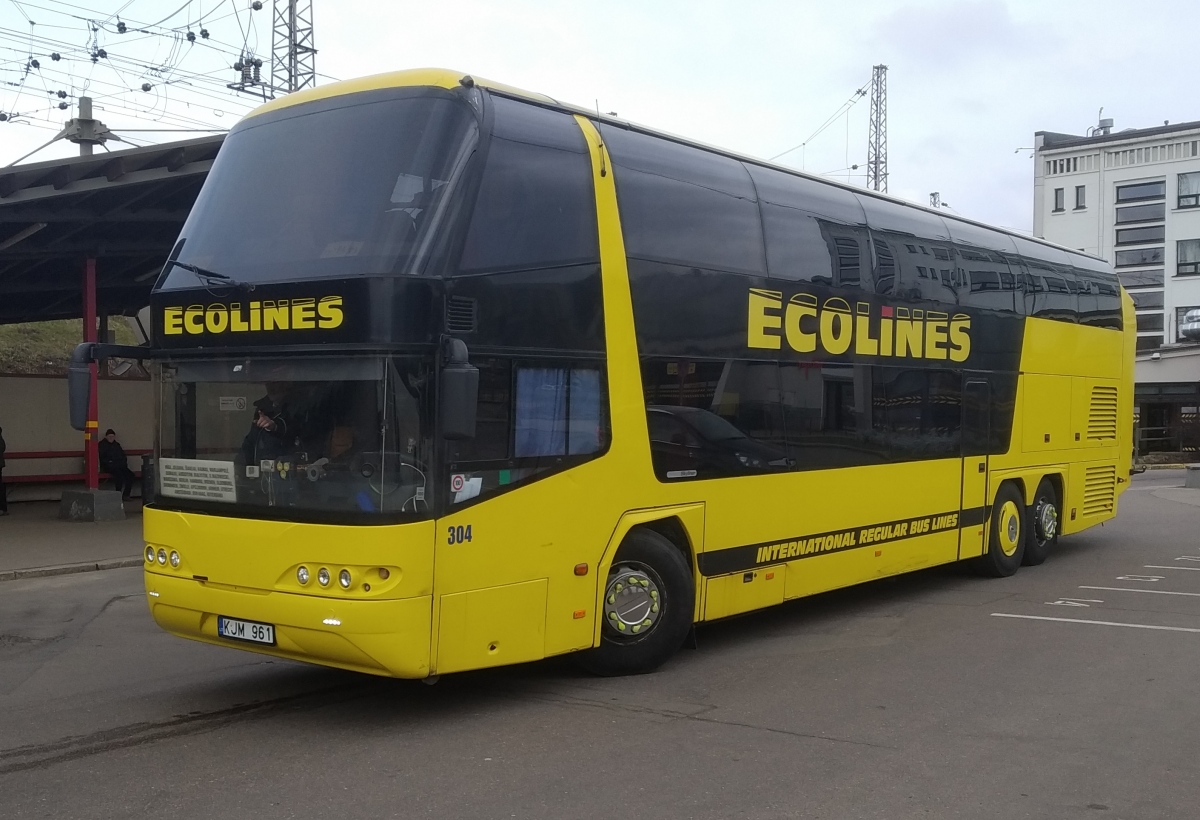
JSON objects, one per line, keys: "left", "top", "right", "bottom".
{"left": 866, "top": 64, "right": 888, "bottom": 193}
{"left": 271, "top": 0, "right": 317, "bottom": 95}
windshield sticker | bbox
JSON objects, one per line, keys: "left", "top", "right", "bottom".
{"left": 219, "top": 396, "right": 248, "bottom": 411}
{"left": 160, "top": 458, "right": 238, "bottom": 503}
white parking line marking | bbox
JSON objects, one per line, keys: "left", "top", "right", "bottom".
{"left": 1046, "top": 598, "right": 1103, "bottom": 607}
{"left": 1118, "top": 574, "right": 1164, "bottom": 582}
{"left": 1175, "top": 557, "right": 1200, "bottom": 563}
{"left": 1081, "top": 586, "right": 1200, "bottom": 598}
{"left": 1145, "top": 565, "right": 1200, "bottom": 572}
{"left": 991, "top": 613, "right": 1200, "bottom": 633}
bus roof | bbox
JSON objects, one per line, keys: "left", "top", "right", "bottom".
{"left": 247, "top": 68, "right": 1106, "bottom": 269}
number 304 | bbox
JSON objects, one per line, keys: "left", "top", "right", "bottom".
{"left": 448, "top": 525, "right": 473, "bottom": 545}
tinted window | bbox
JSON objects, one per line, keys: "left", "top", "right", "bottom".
{"left": 1118, "top": 268, "right": 1164, "bottom": 289}
{"left": 1072, "top": 255, "right": 1123, "bottom": 329}
{"left": 855, "top": 194, "right": 950, "bottom": 298}
{"left": 603, "top": 127, "right": 764, "bottom": 274}
{"left": 1136, "top": 313, "right": 1164, "bottom": 333}
{"left": 1130, "top": 290, "right": 1164, "bottom": 310}
{"left": 166, "top": 91, "right": 479, "bottom": 287}
{"left": 459, "top": 98, "right": 597, "bottom": 273}
{"left": 1115, "top": 203, "right": 1166, "bottom": 224}
{"left": 1116, "top": 181, "right": 1166, "bottom": 202}
{"left": 1011, "top": 237, "right": 1077, "bottom": 321}
{"left": 642, "top": 358, "right": 788, "bottom": 480}
{"left": 1115, "top": 247, "right": 1164, "bottom": 267}
{"left": 1116, "top": 226, "right": 1165, "bottom": 246}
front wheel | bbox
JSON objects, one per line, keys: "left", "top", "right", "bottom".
{"left": 575, "top": 528, "right": 694, "bottom": 676}
{"left": 977, "top": 483, "right": 1025, "bottom": 577}
{"left": 1022, "top": 478, "right": 1060, "bottom": 566}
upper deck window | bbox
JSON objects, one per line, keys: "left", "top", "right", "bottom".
{"left": 458, "top": 96, "right": 598, "bottom": 273}
{"left": 161, "top": 88, "right": 479, "bottom": 289}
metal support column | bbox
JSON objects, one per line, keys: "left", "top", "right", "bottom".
{"left": 83, "top": 256, "right": 99, "bottom": 490}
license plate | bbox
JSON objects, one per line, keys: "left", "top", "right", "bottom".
{"left": 217, "top": 616, "right": 275, "bottom": 645}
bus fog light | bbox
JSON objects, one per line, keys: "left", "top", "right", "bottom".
{"left": 145, "top": 547, "right": 155, "bottom": 563}
{"left": 339, "top": 569, "right": 351, "bottom": 589}
{"left": 317, "top": 568, "right": 330, "bottom": 587}
{"left": 169, "top": 551, "right": 180, "bottom": 568}
{"left": 297, "top": 566, "right": 310, "bottom": 585}
{"left": 157, "top": 549, "right": 167, "bottom": 565}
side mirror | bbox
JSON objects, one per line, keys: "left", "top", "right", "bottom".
{"left": 440, "top": 338, "right": 478, "bottom": 440}
{"left": 68, "top": 343, "right": 94, "bottom": 431}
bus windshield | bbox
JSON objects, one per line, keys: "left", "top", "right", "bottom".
{"left": 161, "top": 91, "right": 478, "bottom": 288}
{"left": 157, "top": 355, "right": 435, "bottom": 522}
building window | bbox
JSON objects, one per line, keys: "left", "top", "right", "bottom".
{"left": 1115, "top": 202, "right": 1166, "bottom": 224}
{"left": 1130, "top": 290, "right": 1164, "bottom": 310}
{"left": 1136, "top": 336, "right": 1162, "bottom": 352}
{"left": 1136, "top": 312, "right": 1164, "bottom": 333}
{"left": 1179, "top": 239, "right": 1200, "bottom": 276}
{"left": 1118, "top": 268, "right": 1164, "bottom": 289}
{"left": 1180, "top": 172, "right": 1200, "bottom": 209}
{"left": 1116, "top": 226, "right": 1166, "bottom": 246}
{"left": 1177, "top": 306, "right": 1200, "bottom": 342}
{"left": 1075, "top": 185, "right": 1086, "bottom": 209}
{"left": 1116, "top": 180, "right": 1166, "bottom": 203}
{"left": 1053, "top": 188, "right": 1064, "bottom": 212}
{"left": 1115, "top": 247, "right": 1164, "bottom": 267}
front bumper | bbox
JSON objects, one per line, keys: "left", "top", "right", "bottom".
{"left": 146, "top": 571, "right": 432, "bottom": 678}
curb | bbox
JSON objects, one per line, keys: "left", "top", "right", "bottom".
{"left": 0, "top": 557, "right": 143, "bottom": 582}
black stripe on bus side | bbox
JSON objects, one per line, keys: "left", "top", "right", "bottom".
{"left": 696, "top": 505, "right": 991, "bottom": 577}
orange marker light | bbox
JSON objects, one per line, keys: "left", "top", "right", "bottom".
{"left": 573, "top": 609, "right": 586, "bottom": 619}
{"left": 765, "top": 572, "right": 775, "bottom": 580}
{"left": 874, "top": 550, "right": 882, "bottom": 557}
{"left": 573, "top": 563, "right": 588, "bottom": 576}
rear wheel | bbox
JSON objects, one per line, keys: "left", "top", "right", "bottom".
{"left": 977, "top": 483, "right": 1025, "bottom": 577}
{"left": 576, "top": 528, "right": 694, "bottom": 676}
{"left": 1022, "top": 478, "right": 1060, "bottom": 566}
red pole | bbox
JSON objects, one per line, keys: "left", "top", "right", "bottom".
{"left": 84, "top": 257, "right": 99, "bottom": 491}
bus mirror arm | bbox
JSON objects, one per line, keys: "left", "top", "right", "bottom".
{"left": 68, "top": 342, "right": 153, "bottom": 431}
{"left": 440, "top": 337, "right": 479, "bottom": 441}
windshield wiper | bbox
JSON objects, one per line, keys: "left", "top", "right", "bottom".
{"left": 163, "top": 259, "right": 255, "bottom": 291}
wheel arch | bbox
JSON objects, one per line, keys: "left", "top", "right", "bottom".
{"left": 593, "top": 504, "right": 705, "bottom": 646}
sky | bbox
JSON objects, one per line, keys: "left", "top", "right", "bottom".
{"left": 0, "top": 0, "right": 1198, "bottom": 236}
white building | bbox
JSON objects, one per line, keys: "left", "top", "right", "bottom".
{"left": 1033, "top": 118, "right": 1200, "bottom": 456}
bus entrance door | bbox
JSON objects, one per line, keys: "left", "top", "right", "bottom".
{"left": 959, "top": 378, "right": 991, "bottom": 560}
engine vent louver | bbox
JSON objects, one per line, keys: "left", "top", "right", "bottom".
{"left": 445, "top": 296, "right": 477, "bottom": 334}
{"left": 1082, "top": 464, "right": 1117, "bottom": 517}
{"left": 1087, "top": 386, "right": 1119, "bottom": 441}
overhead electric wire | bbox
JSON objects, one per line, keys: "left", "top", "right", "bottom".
{"left": 769, "top": 79, "right": 871, "bottom": 162}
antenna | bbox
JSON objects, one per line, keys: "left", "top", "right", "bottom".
{"left": 866, "top": 64, "right": 888, "bottom": 192}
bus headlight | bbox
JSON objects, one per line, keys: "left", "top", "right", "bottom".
{"left": 339, "top": 569, "right": 351, "bottom": 589}
{"left": 157, "top": 549, "right": 167, "bottom": 565}
{"left": 169, "top": 551, "right": 181, "bottom": 568}
{"left": 146, "top": 546, "right": 155, "bottom": 563}
{"left": 297, "top": 566, "right": 310, "bottom": 585}
{"left": 317, "top": 568, "right": 330, "bottom": 587}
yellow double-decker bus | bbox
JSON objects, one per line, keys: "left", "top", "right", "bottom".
{"left": 73, "top": 69, "right": 1134, "bottom": 678}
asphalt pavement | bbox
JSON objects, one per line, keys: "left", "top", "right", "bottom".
{"left": 2, "top": 469, "right": 1199, "bottom": 819}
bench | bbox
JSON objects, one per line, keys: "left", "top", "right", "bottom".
{"left": 5, "top": 449, "right": 150, "bottom": 485}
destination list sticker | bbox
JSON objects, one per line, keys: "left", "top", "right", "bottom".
{"left": 159, "top": 458, "right": 238, "bottom": 503}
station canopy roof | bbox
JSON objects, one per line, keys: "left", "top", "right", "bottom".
{"left": 0, "top": 135, "right": 223, "bottom": 324}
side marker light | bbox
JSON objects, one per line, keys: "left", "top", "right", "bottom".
{"left": 573, "top": 563, "right": 588, "bottom": 576}
{"left": 573, "top": 609, "right": 586, "bottom": 619}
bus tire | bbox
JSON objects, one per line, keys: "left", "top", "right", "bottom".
{"left": 576, "top": 528, "right": 695, "bottom": 676}
{"left": 977, "top": 483, "right": 1025, "bottom": 577}
{"left": 1022, "top": 478, "right": 1060, "bottom": 566}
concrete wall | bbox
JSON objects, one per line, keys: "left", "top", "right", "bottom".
{"left": 0, "top": 375, "right": 154, "bottom": 501}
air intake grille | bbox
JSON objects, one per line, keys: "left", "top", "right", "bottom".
{"left": 1087, "top": 386, "right": 1119, "bottom": 441}
{"left": 1082, "top": 464, "right": 1117, "bottom": 517}
{"left": 446, "top": 296, "right": 477, "bottom": 334}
